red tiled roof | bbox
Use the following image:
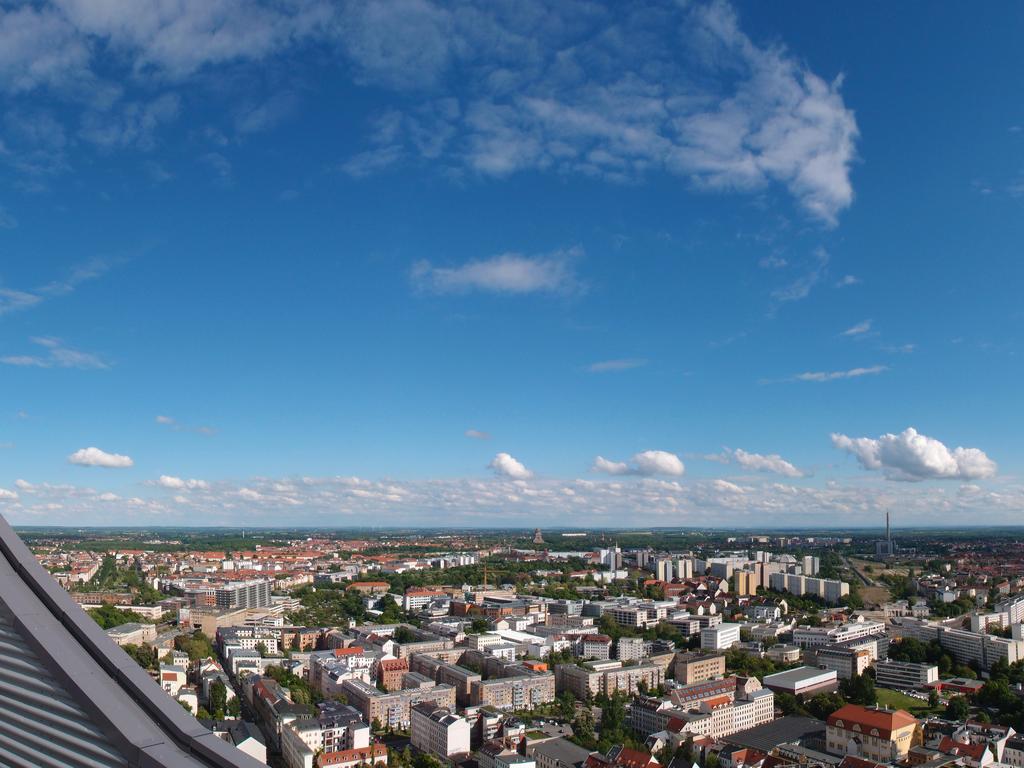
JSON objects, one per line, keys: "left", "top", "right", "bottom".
{"left": 333, "top": 646, "right": 365, "bottom": 657}
{"left": 937, "top": 737, "right": 988, "bottom": 761}
{"left": 379, "top": 659, "right": 408, "bottom": 671}
{"left": 318, "top": 744, "right": 388, "bottom": 766}
{"left": 827, "top": 704, "right": 919, "bottom": 739}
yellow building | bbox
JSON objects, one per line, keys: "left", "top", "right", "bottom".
{"left": 826, "top": 704, "right": 921, "bottom": 763}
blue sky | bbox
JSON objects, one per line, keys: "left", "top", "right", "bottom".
{"left": 0, "top": 0, "right": 1021, "bottom": 527}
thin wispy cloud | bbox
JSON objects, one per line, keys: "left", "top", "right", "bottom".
{"left": 155, "top": 415, "right": 216, "bottom": 436}
{"left": 587, "top": 358, "right": 648, "bottom": 373}
{"left": 0, "top": 259, "right": 111, "bottom": 317}
{"left": 464, "top": 429, "right": 490, "bottom": 440}
{"left": 1, "top": 337, "right": 107, "bottom": 369}
{"left": 412, "top": 248, "right": 581, "bottom": 296}
{"left": 703, "top": 448, "right": 805, "bottom": 478}
{"left": 841, "top": 319, "right": 873, "bottom": 337}
{"left": 836, "top": 275, "right": 861, "bottom": 287}
{"left": 771, "top": 248, "right": 830, "bottom": 306}
{"left": 790, "top": 365, "right": 887, "bottom": 382}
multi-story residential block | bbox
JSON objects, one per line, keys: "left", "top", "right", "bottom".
{"left": 874, "top": 660, "right": 939, "bottom": 690}
{"left": 791, "top": 620, "right": 886, "bottom": 649}
{"left": 825, "top": 705, "right": 921, "bottom": 763}
{"left": 205, "top": 579, "right": 272, "bottom": 610}
{"left": 700, "top": 623, "right": 741, "bottom": 651}
{"left": 411, "top": 703, "right": 472, "bottom": 758}
{"left": 618, "top": 637, "right": 647, "bottom": 663}
{"left": 768, "top": 572, "right": 849, "bottom": 605}
{"left": 812, "top": 646, "right": 874, "bottom": 681}
{"left": 106, "top": 622, "right": 158, "bottom": 646}
{"left": 582, "top": 634, "right": 613, "bottom": 660}
{"left": 378, "top": 658, "right": 409, "bottom": 692}
{"left": 896, "top": 617, "right": 1024, "bottom": 670}
{"left": 669, "top": 686, "right": 775, "bottom": 740}
{"left": 995, "top": 595, "right": 1024, "bottom": 625}
{"left": 408, "top": 654, "right": 481, "bottom": 706}
{"left": 672, "top": 652, "right": 725, "bottom": 684}
{"left": 470, "top": 674, "right": 556, "bottom": 710}
{"left": 556, "top": 661, "right": 663, "bottom": 700}
{"left": 281, "top": 705, "right": 370, "bottom": 768}
{"left": 341, "top": 678, "right": 457, "bottom": 730}
{"left": 318, "top": 744, "right": 388, "bottom": 768}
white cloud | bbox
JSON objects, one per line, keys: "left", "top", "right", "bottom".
{"left": 464, "top": 429, "right": 490, "bottom": 440}
{"left": 831, "top": 427, "right": 997, "bottom": 482}
{"left": 712, "top": 479, "right": 745, "bottom": 494}
{"left": 488, "top": 452, "right": 532, "bottom": 479}
{"left": 0, "top": 488, "right": 17, "bottom": 501}
{"left": 836, "top": 275, "right": 860, "bottom": 287}
{"left": 792, "top": 365, "right": 887, "bottom": 382}
{"left": 7, "top": 467, "right": 1024, "bottom": 527}
{"left": 155, "top": 415, "right": 175, "bottom": 425}
{"left": 0, "top": 2, "right": 855, "bottom": 223}
{"left": 731, "top": 448, "right": 804, "bottom": 478}
{"left": 156, "top": 475, "right": 208, "bottom": 490}
{"left": 68, "top": 446, "right": 134, "bottom": 468}
{"left": 0, "top": 336, "right": 107, "bottom": 370}
{"left": 587, "top": 358, "right": 647, "bottom": 373}
{"left": 412, "top": 248, "right": 580, "bottom": 295}
{"left": 593, "top": 450, "right": 684, "bottom": 477}
{"left": 841, "top": 319, "right": 872, "bottom": 336}
{"left": 771, "top": 248, "right": 829, "bottom": 304}
{"left": 592, "top": 456, "right": 630, "bottom": 475}
{"left": 334, "top": 1, "right": 857, "bottom": 223}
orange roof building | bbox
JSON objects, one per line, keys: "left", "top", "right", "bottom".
{"left": 826, "top": 705, "right": 921, "bottom": 763}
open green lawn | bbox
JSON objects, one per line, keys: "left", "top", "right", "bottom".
{"left": 875, "top": 687, "right": 938, "bottom": 715}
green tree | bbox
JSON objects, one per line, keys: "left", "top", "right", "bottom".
{"left": 209, "top": 680, "right": 228, "bottom": 719}
{"left": 227, "top": 697, "right": 241, "bottom": 718}
{"left": 945, "top": 696, "right": 970, "bottom": 721}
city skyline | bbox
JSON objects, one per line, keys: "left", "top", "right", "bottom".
{"left": 1, "top": 1, "right": 1022, "bottom": 526}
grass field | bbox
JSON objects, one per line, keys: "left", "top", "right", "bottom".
{"left": 875, "top": 687, "right": 938, "bottom": 715}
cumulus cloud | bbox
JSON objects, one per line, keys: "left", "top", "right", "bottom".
{"left": 156, "top": 475, "right": 209, "bottom": 490}
{"left": 587, "top": 358, "right": 647, "bottom": 373}
{"left": 68, "top": 446, "right": 134, "bottom": 468}
{"left": 593, "top": 450, "right": 684, "bottom": 477}
{"left": 0, "top": 488, "right": 18, "bottom": 501}
{"left": 831, "top": 427, "right": 997, "bottom": 482}
{"left": 412, "top": 248, "right": 580, "bottom": 295}
{"left": 731, "top": 448, "right": 804, "bottom": 478}
{"left": 488, "top": 452, "right": 532, "bottom": 479}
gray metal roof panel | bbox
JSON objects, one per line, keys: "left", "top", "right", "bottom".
{"left": 0, "top": 515, "right": 265, "bottom": 768}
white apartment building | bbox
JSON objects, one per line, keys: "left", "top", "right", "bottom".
{"left": 897, "top": 617, "right": 1024, "bottom": 670}
{"left": 411, "top": 703, "right": 471, "bottom": 759}
{"left": 617, "top": 637, "right": 646, "bottom": 662}
{"left": 701, "top": 623, "right": 741, "bottom": 651}
{"left": 874, "top": 660, "right": 939, "bottom": 689}
{"left": 673, "top": 687, "right": 775, "bottom": 740}
{"left": 792, "top": 620, "right": 886, "bottom": 649}
{"left": 769, "top": 572, "right": 850, "bottom": 605}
